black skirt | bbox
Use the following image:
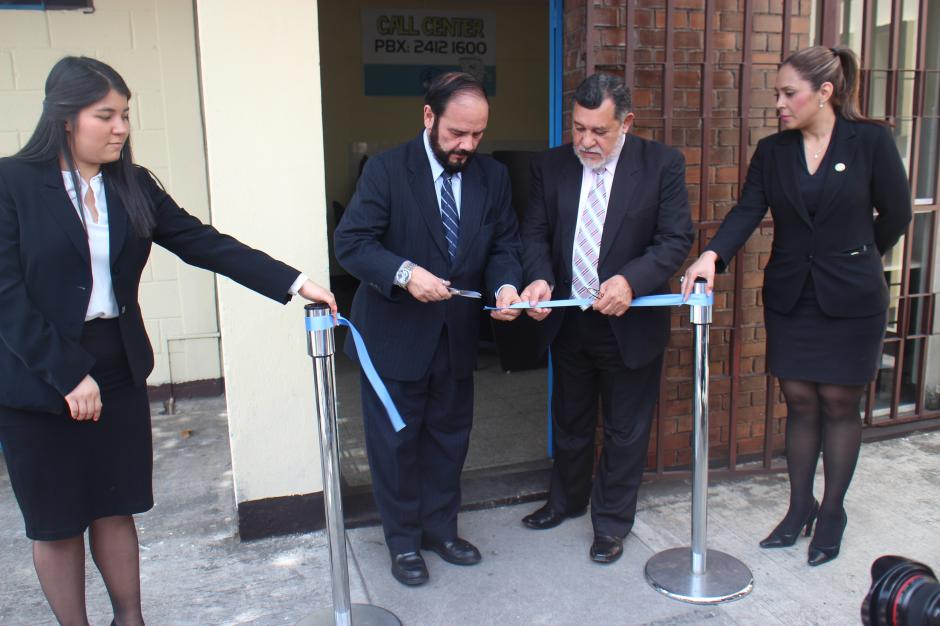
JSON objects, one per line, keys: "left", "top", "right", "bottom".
{"left": 765, "top": 277, "right": 887, "bottom": 386}
{"left": 0, "top": 318, "right": 153, "bottom": 540}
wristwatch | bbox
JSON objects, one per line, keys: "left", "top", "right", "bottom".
{"left": 394, "top": 261, "right": 416, "bottom": 288}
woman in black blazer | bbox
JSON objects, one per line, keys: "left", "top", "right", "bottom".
{"left": 683, "top": 46, "right": 911, "bottom": 566}
{"left": 0, "top": 57, "right": 336, "bottom": 625}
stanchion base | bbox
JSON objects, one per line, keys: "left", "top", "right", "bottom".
{"left": 645, "top": 547, "right": 753, "bottom": 604}
{"left": 296, "top": 603, "right": 402, "bottom": 626}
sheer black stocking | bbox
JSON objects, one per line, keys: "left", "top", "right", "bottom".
{"left": 775, "top": 379, "right": 864, "bottom": 548}
{"left": 775, "top": 379, "right": 822, "bottom": 533}
{"left": 815, "top": 383, "right": 864, "bottom": 546}
{"left": 30, "top": 516, "right": 144, "bottom": 625}
{"left": 32, "top": 535, "right": 89, "bottom": 626}
{"left": 89, "top": 515, "right": 145, "bottom": 626}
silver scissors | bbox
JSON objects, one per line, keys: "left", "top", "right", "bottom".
{"left": 448, "top": 287, "right": 482, "bottom": 299}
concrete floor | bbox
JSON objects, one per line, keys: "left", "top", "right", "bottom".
{"left": 1, "top": 396, "right": 939, "bottom": 625}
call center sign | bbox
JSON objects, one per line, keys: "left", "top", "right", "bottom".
{"left": 361, "top": 8, "right": 496, "bottom": 96}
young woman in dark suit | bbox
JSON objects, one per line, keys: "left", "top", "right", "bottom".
{"left": 0, "top": 56, "right": 336, "bottom": 625}
{"left": 683, "top": 46, "right": 911, "bottom": 566}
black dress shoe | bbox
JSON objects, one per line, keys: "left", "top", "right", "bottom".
{"left": 521, "top": 503, "right": 587, "bottom": 530}
{"left": 390, "top": 551, "right": 429, "bottom": 586}
{"left": 590, "top": 535, "right": 624, "bottom": 564}
{"left": 420, "top": 537, "right": 481, "bottom": 566}
{"left": 808, "top": 510, "right": 847, "bottom": 567}
{"left": 759, "top": 499, "right": 820, "bottom": 548}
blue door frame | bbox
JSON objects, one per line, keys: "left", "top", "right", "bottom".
{"left": 549, "top": 0, "right": 564, "bottom": 148}
{"left": 546, "top": 0, "right": 564, "bottom": 456}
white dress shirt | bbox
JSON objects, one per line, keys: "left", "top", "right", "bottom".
{"left": 62, "top": 172, "right": 120, "bottom": 321}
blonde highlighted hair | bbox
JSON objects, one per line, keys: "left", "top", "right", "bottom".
{"left": 782, "top": 46, "right": 874, "bottom": 122}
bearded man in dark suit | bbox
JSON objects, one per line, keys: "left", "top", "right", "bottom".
{"left": 334, "top": 72, "right": 523, "bottom": 586}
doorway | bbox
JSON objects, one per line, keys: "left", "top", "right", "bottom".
{"left": 317, "top": 0, "right": 555, "bottom": 517}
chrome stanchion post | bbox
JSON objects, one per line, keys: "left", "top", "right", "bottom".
{"left": 644, "top": 279, "right": 754, "bottom": 604}
{"left": 690, "top": 277, "right": 711, "bottom": 576}
{"left": 298, "top": 304, "right": 401, "bottom": 626}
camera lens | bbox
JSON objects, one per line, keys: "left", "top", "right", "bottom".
{"left": 862, "top": 555, "right": 940, "bottom": 626}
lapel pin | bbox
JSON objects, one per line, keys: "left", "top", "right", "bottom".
{"left": 834, "top": 162, "right": 846, "bottom": 172}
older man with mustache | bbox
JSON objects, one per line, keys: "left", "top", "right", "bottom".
{"left": 519, "top": 73, "right": 694, "bottom": 564}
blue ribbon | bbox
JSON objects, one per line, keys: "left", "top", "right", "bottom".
{"left": 485, "top": 292, "right": 713, "bottom": 310}
{"left": 305, "top": 315, "right": 406, "bottom": 433}
{"left": 306, "top": 293, "right": 713, "bottom": 435}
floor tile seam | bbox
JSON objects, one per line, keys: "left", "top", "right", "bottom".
{"left": 345, "top": 530, "right": 375, "bottom": 606}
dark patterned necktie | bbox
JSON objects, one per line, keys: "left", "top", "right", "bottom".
{"left": 440, "top": 173, "right": 459, "bottom": 261}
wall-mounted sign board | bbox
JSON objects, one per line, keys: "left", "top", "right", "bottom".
{"left": 361, "top": 8, "right": 496, "bottom": 96}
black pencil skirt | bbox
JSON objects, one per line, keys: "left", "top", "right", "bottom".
{"left": 0, "top": 318, "right": 154, "bottom": 540}
{"left": 765, "top": 278, "right": 888, "bottom": 386}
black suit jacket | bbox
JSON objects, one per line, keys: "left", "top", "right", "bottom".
{"left": 706, "top": 116, "right": 912, "bottom": 317}
{"left": 0, "top": 158, "right": 300, "bottom": 413}
{"left": 522, "top": 135, "right": 695, "bottom": 368}
{"left": 333, "top": 133, "right": 523, "bottom": 382}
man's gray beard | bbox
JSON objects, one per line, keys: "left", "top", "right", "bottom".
{"left": 572, "top": 131, "right": 626, "bottom": 169}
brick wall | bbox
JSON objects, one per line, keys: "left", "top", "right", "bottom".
{"left": 563, "top": 0, "right": 814, "bottom": 470}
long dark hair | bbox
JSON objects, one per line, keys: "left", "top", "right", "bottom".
{"left": 782, "top": 45, "right": 874, "bottom": 123}
{"left": 17, "top": 56, "right": 155, "bottom": 237}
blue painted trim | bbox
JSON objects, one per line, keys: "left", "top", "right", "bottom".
{"left": 0, "top": 1, "right": 92, "bottom": 9}
{"left": 546, "top": 0, "right": 564, "bottom": 458}
{"left": 549, "top": 0, "right": 564, "bottom": 147}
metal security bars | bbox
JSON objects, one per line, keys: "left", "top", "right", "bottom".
{"left": 574, "top": 0, "right": 940, "bottom": 477}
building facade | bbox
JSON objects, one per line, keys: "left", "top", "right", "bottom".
{"left": 562, "top": 0, "right": 940, "bottom": 476}
{"left": 1, "top": 0, "right": 936, "bottom": 536}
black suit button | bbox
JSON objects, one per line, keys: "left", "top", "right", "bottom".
{"left": 120, "top": 305, "right": 127, "bottom": 315}
{"left": 807, "top": 254, "right": 814, "bottom": 261}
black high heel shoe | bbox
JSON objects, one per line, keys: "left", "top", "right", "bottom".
{"left": 759, "top": 499, "right": 820, "bottom": 548}
{"left": 808, "top": 509, "right": 847, "bottom": 566}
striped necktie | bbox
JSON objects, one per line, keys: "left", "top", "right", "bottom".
{"left": 440, "top": 173, "right": 459, "bottom": 261}
{"left": 571, "top": 168, "right": 608, "bottom": 301}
